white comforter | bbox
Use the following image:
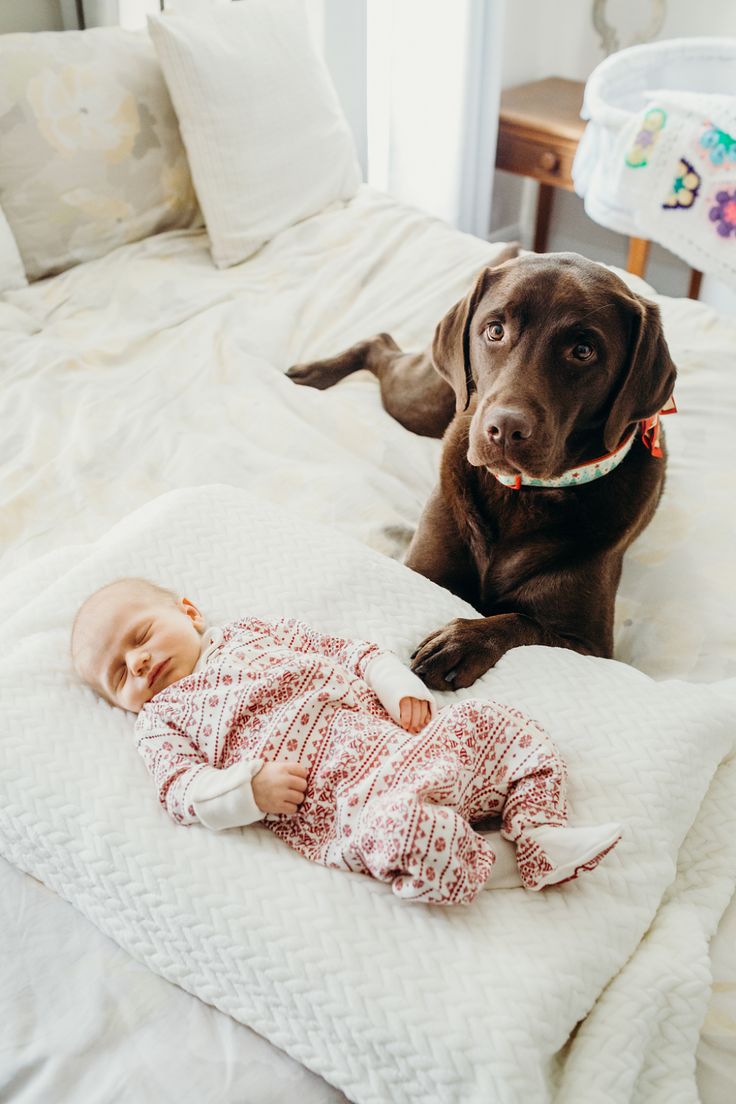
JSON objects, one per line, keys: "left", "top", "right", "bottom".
{"left": 2, "top": 188, "right": 734, "bottom": 681}
{"left": 2, "top": 186, "right": 735, "bottom": 1102}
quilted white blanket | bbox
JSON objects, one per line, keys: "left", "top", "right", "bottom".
{"left": 1, "top": 484, "right": 734, "bottom": 1104}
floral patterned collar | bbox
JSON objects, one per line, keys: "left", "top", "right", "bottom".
{"left": 493, "top": 398, "right": 677, "bottom": 491}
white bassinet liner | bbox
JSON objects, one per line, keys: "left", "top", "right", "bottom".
{"left": 573, "top": 37, "right": 736, "bottom": 284}
{"left": 0, "top": 484, "right": 734, "bottom": 1104}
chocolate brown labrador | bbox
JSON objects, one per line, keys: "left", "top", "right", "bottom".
{"left": 288, "top": 252, "right": 677, "bottom": 690}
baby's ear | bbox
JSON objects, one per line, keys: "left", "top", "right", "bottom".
{"left": 179, "top": 597, "right": 205, "bottom": 631}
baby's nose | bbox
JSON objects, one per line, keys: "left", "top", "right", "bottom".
{"left": 131, "top": 650, "right": 151, "bottom": 677}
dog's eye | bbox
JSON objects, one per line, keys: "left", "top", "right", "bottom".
{"left": 572, "top": 342, "right": 594, "bottom": 361}
{"left": 485, "top": 322, "right": 504, "bottom": 342}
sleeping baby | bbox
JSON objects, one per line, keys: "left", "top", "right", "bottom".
{"left": 71, "top": 577, "right": 621, "bottom": 905}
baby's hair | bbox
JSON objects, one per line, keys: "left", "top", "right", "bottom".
{"left": 70, "top": 576, "right": 178, "bottom": 668}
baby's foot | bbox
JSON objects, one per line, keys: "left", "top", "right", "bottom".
{"left": 515, "top": 822, "right": 621, "bottom": 891}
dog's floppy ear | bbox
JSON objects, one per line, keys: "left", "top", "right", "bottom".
{"left": 603, "top": 293, "right": 677, "bottom": 451}
{"left": 431, "top": 265, "right": 501, "bottom": 413}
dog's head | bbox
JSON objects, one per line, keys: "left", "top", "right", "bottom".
{"left": 432, "top": 253, "right": 677, "bottom": 480}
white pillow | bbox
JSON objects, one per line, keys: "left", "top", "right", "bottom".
{"left": 0, "top": 28, "right": 200, "bottom": 280}
{"left": 0, "top": 208, "right": 26, "bottom": 294}
{"left": 0, "top": 484, "right": 734, "bottom": 1104}
{"left": 148, "top": 1, "right": 362, "bottom": 269}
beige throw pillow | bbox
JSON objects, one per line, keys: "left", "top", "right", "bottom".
{"left": 0, "top": 207, "right": 26, "bottom": 294}
{"left": 0, "top": 28, "right": 200, "bottom": 280}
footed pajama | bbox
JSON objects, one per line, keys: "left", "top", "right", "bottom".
{"left": 136, "top": 617, "right": 619, "bottom": 904}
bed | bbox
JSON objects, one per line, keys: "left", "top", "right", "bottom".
{"left": 1, "top": 10, "right": 735, "bottom": 1104}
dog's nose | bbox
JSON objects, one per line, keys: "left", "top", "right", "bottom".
{"left": 487, "top": 407, "right": 533, "bottom": 446}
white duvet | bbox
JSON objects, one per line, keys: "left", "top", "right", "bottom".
{"left": 1, "top": 188, "right": 734, "bottom": 681}
{"left": 1, "top": 484, "right": 735, "bottom": 1104}
{"left": 2, "top": 186, "right": 736, "bottom": 1102}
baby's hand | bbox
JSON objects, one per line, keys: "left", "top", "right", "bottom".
{"left": 252, "top": 762, "right": 309, "bottom": 815}
{"left": 399, "top": 696, "right": 432, "bottom": 734}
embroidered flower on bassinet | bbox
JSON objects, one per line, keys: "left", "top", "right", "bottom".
{"left": 662, "top": 158, "right": 701, "bottom": 210}
{"left": 625, "top": 107, "right": 667, "bottom": 168}
{"left": 699, "top": 124, "right": 736, "bottom": 168}
{"left": 709, "top": 189, "right": 736, "bottom": 237}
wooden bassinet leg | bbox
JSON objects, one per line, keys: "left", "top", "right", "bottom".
{"left": 626, "top": 236, "right": 651, "bottom": 278}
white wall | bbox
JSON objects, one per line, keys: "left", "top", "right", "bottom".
{"left": 493, "top": 0, "right": 736, "bottom": 314}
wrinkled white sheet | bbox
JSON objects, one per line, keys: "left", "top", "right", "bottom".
{"left": 1, "top": 189, "right": 733, "bottom": 681}
{"left": 1, "top": 186, "right": 735, "bottom": 1103}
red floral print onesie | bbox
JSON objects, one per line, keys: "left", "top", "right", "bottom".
{"left": 135, "top": 617, "right": 620, "bottom": 904}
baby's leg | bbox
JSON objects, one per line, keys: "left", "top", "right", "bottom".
{"left": 429, "top": 698, "right": 565, "bottom": 825}
{"left": 345, "top": 788, "right": 496, "bottom": 905}
{"left": 444, "top": 699, "right": 621, "bottom": 891}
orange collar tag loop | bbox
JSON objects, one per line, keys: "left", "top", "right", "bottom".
{"left": 641, "top": 394, "right": 677, "bottom": 458}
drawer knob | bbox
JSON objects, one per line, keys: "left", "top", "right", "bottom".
{"left": 539, "top": 150, "right": 560, "bottom": 173}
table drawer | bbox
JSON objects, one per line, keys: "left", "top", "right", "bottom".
{"left": 495, "top": 127, "right": 578, "bottom": 190}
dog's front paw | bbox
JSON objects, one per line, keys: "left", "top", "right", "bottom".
{"left": 410, "top": 618, "right": 501, "bottom": 690}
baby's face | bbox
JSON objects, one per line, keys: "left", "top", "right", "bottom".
{"left": 76, "top": 587, "right": 205, "bottom": 713}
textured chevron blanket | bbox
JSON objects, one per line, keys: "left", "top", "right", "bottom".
{"left": 1, "top": 485, "right": 735, "bottom": 1104}
{"left": 573, "top": 38, "right": 736, "bottom": 287}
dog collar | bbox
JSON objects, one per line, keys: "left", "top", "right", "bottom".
{"left": 494, "top": 397, "right": 677, "bottom": 491}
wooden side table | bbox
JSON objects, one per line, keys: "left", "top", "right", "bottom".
{"left": 495, "top": 77, "right": 702, "bottom": 298}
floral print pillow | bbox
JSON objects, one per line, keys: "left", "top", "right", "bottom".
{"left": 0, "top": 28, "right": 200, "bottom": 280}
{"left": 0, "top": 206, "right": 26, "bottom": 293}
